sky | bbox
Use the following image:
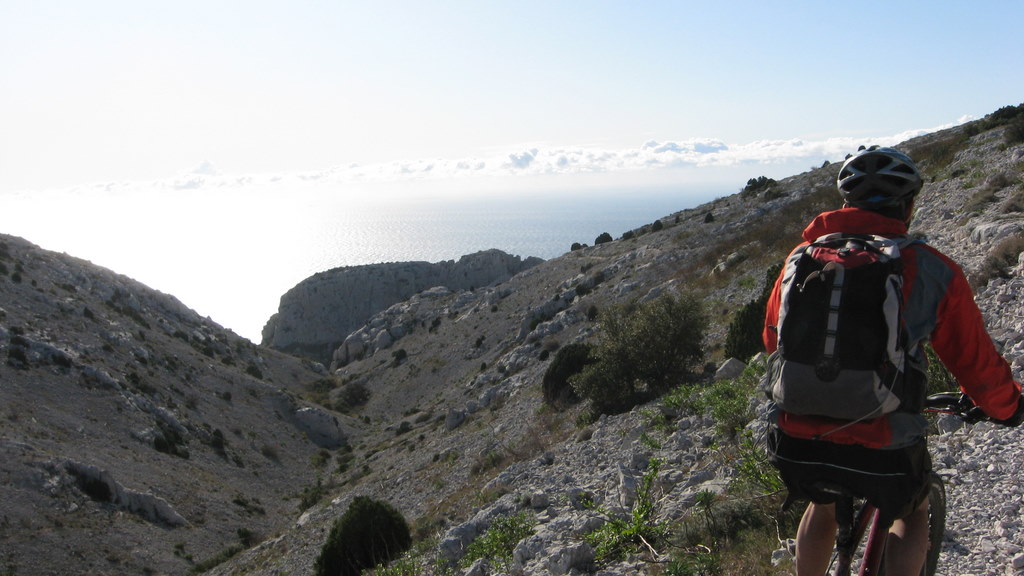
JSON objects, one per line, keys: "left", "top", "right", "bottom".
{"left": 2, "top": 0, "right": 1022, "bottom": 195}
{"left": 1, "top": 1, "right": 1023, "bottom": 343}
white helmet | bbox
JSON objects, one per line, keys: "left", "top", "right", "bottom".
{"left": 838, "top": 146, "right": 923, "bottom": 208}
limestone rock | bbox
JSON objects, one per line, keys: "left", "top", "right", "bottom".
{"left": 63, "top": 461, "right": 187, "bottom": 526}
{"left": 714, "top": 357, "right": 746, "bottom": 380}
{"left": 293, "top": 407, "right": 346, "bottom": 449}
{"left": 262, "top": 250, "right": 542, "bottom": 364}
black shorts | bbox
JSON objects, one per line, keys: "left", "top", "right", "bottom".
{"left": 767, "top": 427, "right": 932, "bottom": 521}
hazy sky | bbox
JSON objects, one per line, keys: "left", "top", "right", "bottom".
{"left": 2, "top": 0, "right": 1022, "bottom": 194}
{"left": 2, "top": 1, "right": 1023, "bottom": 343}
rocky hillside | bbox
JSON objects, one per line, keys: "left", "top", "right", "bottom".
{"left": 2, "top": 106, "right": 1023, "bottom": 576}
{"left": 0, "top": 238, "right": 353, "bottom": 575}
{"left": 261, "top": 250, "right": 543, "bottom": 365}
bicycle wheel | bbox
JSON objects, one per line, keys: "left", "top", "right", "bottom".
{"left": 875, "top": 472, "right": 946, "bottom": 576}
{"left": 922, "top": 472, "right": 946, "bottom": 576}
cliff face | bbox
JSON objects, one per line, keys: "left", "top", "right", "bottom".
{"left": 260, "top": 249, "right": 542, "bottom": 364}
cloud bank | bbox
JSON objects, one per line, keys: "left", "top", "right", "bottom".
{"left": 50, "top": 120, "right": 966, "bottom": 196}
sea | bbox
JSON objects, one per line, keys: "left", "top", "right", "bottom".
{"left": 0, "top": 179, "right": 731, "bottom": 343}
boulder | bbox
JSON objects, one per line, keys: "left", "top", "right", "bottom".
{"left": 714, "top": 358, "right": 747, "bottom": 381}
{"left": 293, "top": 407, "right": 346, "bottom": 449}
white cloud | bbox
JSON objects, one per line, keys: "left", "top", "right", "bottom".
{"left": 44, "top": 120, "right": 964, "bottom": 196}
{"left": 191, "top": 160, "right": 219, "bottom": 175}
{"left": 507, "top": 149, "right": 538, "bottom": 169}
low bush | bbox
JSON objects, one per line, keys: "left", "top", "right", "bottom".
{"left": 907, "top": 131, "right": 969, "bottom": 177}
{"left": 315, "top": 496, "right": 412, "bottom": 576}
{"left": 541, "top": 342, "right": 593, "bottom": 408}
{"left": 1006, "top": 117, "right": 1024, "bottom": 145}
{"left": 298, "top": 477, "right": 326, "bottom": 512}
{"left": 723, "top": 264, "right": 780, "bottom": 362}
{"left": 974, "top": 234, "right": 1024, "bottom": 288}
{"left": 740, "top": 176, "right": 777, "bottom": 199}
{"left": 334, "top": 382, "right": 371, "bottom": 413}
{"left": 305, "top": 378, "right": 337, "bottom": 406}
{"left": 461, "top": 512, "right": 535, "bottom": 572}
{"left": 154, "top": 422, "right": 190, "bottom": 459}
{"left": 571, "top": 293, "right": 706, "bottom": 416}
{"left": 585, "top": 459, "right": 668, "bottom": 563}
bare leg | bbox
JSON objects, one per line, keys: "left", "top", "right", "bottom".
{"left": 796, "top": 502, "right": 837, "bottom": 576}
{"left": 884, "top": 495, "right": 929, "bottom": 576}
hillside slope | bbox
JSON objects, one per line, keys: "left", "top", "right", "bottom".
{"left": 208, "top": 114, "right": 1024, "bottom": 575}
{"left": 0, "top": 238, "right": 354, "bottom": 575}
{"left": 2, "top": 108, "right": 1023, "bottom": 576}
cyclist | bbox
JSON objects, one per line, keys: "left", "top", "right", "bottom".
{"left": 762, "top": 146, "right": 1024, "bottom": 575}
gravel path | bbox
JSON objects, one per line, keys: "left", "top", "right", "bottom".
{"left": 932, "top": 419, "right": 1024, "bottom": 576}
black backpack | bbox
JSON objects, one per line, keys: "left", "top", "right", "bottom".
{"left": 765, "top": 233, "right": 923, "bottom": 421}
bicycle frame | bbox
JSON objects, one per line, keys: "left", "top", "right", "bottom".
{"left": 833, "top": 496, "right": 890, "bottom": 576}
{"left": 823, "top": 391, "right": 967, "bottom": 576}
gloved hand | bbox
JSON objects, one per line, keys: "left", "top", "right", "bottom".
{"left": 992, "top": 395, "right": 1024, "bottom": 427}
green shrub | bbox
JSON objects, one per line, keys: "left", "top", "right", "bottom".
{"left": 924, "top": 344, "right": 956, "bottom": 394}
{"left": 299, "top": 477, "right": 326, "bottom": 512}
{"left": 245, "top": 362, "right": 264, "bottom": 379}
{"left": 305, "top": 378, "right": 337, "bottom": 406}
{"left": 154, "top": 422, "right": 190, "bottom": 459}
{"left": 740, "top": 176, "right": 777, "bottom": 199}
{"left": 334, "top": 382, "right": 371, "bottom": 413}
{"left": 667, "top": 362, "right": 763, "bottom": 438}
{"left": 571, "top": 293, "right": 706, "bottom": 416}
{"left": 585, "top": 459, "right": 668, "bottom": 563}
{"left": 664, "top": 553, "right": 720, "bottom": 576}
{"left": 461, "top": 512, "right": 535, "bottom": 571}
{"left": 315, "top": 496, "right": 412, "bottom": 576}
{"left": 723, "top": 264, "right": 780, "bottom": 362}
{"left": 541, "top": 342, "right": 593, "bottom": 408}
{"left": 1006, "top": 117, "right": 1024, "bottom": 145}
{"left": 595, "top": 232, "right": 613, "bottom": 245}
{"left": 984, "top": 103, "right": 1024, "bottom": 129}
{"left": 733, "top": 429, "right": 784, "bottom": 494}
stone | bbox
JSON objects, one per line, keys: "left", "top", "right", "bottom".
{"left": 293, "top": 407, "right": 346, "bottom": 449}
{"left": 527, "top": 491, "right": 550, "bottom": 509}
{"left": 446, "top": 409, "right": 467, "bottom": 431}
{"left": 547, "top": 542, "right": 594, "bottom": 575}
{"left": 714, "top": 358, "right": 746, "bottom": 380}
{"left": 512, "top": 535, "right": 545, "bottom": 568}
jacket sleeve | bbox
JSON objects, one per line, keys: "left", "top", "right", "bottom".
{"left": 762, "top": 266, "right": 785, "bottom": 353}
{"left": 929, "top": 256, "right": 1022, "bottom": 420}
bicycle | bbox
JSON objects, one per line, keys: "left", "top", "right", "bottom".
{"left": 822, "top": 392, "right": 988, "bottom": 576}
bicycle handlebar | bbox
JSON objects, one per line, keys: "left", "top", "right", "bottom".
{"left": 923, "top": 392, "right": 991, "bottom": 423}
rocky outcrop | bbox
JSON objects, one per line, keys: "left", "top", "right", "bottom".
{"left": 62, "top": 460, "right": 188, "bottom": 526}
{"left": 261, "top": 250, "right": 542, "bottom": 364}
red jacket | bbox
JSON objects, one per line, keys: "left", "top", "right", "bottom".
{"left": 763, "top": 208, "right": 1022, "bottom": 448}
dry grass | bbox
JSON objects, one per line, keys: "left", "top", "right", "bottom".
{"left": 974, "top": 234, "right": 1024, "bottom": 289}
{"left": 906, "top": 132, "right": 972, "bottom": 179}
